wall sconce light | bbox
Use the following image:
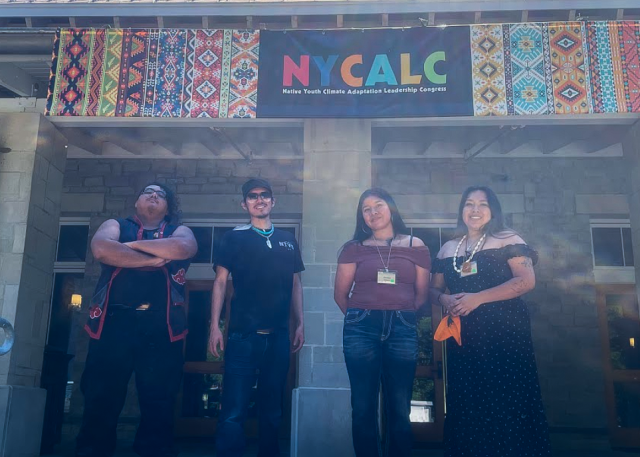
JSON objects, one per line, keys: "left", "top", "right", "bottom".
{"left": 70, "top": 294, "right": 82, "bottom": 310}
{"left": 630, "top": 338, "right": 635, "bottom": 349}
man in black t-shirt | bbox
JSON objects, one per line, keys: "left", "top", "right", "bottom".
{"left": 209, "top": 178, "right": 304, "bottom": 457}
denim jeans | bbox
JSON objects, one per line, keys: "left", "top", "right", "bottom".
{"left": 343, "top": 308, "right": 418, "bottom": 457}
{"left": 215, "top": 331, "right": 290, "bottom": 457}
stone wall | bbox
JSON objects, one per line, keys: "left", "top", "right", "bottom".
{"left": 61, "top": 158, "right": 303, "bottom": 428}
{"left": 374, "top": 156, "right": 633, "bottom": 429}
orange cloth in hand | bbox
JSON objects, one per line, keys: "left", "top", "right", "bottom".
{"left": 434, "top": 315, "right": 462, "bottom": 346}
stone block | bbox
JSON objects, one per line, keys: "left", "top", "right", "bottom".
{"left": 303, "top": 288, "right": 337, "bottom": 313}
{"left": 575, "top": 194, "right": 629, "bottom": 214}
{"left": 313, "top": 346, "right": 344, "bottom": 364}
{"left": 302, "top": 265, "right": 331, "bottom": 288}
{"left": 61, "top": 193, "right": 104, "bottom": 213}
{"left": 0, "top": 173, "right": 21, "bottom": 198}
{"left": 0, "top": 386, "right": 47, "bottom": 457}
{"left": 0, "top": 202, "right": 29, "bottom": 224}
{"left": 310, "top": 362, "right": 350, "bottom": 388}
{"left": 0, "top": 114, "right": 39, "bottom": 152}
{"left": 290, "top": 387, "right": 354, "bottom": 457}
{"left": 304, "top": 119, "right": 371, "bottom": 153}
{"left": 303, "top": 312, "right": 324, "bottom": 345}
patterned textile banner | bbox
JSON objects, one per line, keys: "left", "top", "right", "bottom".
{"left": 46, "top": 22, "right": 640, "bottom": 118}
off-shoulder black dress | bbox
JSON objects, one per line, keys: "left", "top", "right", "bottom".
{"left": 432, "top": 244, "right": 551, "bottom": 457}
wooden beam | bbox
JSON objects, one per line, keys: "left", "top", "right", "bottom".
{"left": 291, "top": 15, "right": 298, "bottom": 29}
{"left": 113, "top": 17, "right": 121, "bottom": 28}
{"left": 202, "top": 16, "right": 209, "bottom": 28}
{"left": 212, "top": 128, "right": 250, "bottom": 160}
{"left": 569, "top": 9, "right": 577, "bottom": 20}
{"left": 580, "top": 127, "right": 627, "bottom": 154}
{"left": 428, "top": 12, "right": 435, "bottom": 25}
{"left": 69, "top": 17, "right": 77, "bottom": 28}
{"left": 474, "top": 11, "right": 482, "bottom": 23}
{"left": 521, "top": 10, "right": 529, "bottom": 22}
{"left": 616, "top": 9, "right": 624, "bottom": 20}
{"left": 0, "top": 63, "right": 38, "bottom": 97}
{"left": 541, "top": 134, "right": 574, "bottom": 154}
{"left": 25, "top": 17, "right": 33, "bottom": 28}
{"left": 246, "top": 16, "right": 253, "bottom": 29}
{"left": 381, "top": 13, "right": 389, "bottom": 27}
{"left": 337, "top": 14, "right": 344, "bottom": 28}
{"left": 157, "top": 16, "right": 164, "bottom": 28}
{"left": 499, "top": 126, "right": 528, "bottom": 154}
{"left": 58, "top": 128, "right": 104, "bottom": 155}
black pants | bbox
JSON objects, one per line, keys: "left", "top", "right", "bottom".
{"left": 75, "top": 308, "right": 184, "bottom": 457}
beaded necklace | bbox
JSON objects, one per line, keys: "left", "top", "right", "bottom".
{"left": 251, "top": 225, "right": 275, "bottom": 249}
{"left": 452, "top": 233, "right": 486, "bottom": 274}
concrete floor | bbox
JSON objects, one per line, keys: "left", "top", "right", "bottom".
{"left": 45, "top": 436, "right": 640, "bottom": 457}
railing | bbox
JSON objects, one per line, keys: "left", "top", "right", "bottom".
{"left": 0, "top": 317, "right": 15, "bottom": 356}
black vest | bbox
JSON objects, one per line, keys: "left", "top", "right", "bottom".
{"left": 85, "top": 216, "right": 190, "bottom": 341}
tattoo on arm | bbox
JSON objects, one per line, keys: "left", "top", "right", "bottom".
{"left": 509, "top": 278, "right": 528, "bottom": 295}
{"left": 519, "top": 258, "right": 533, "bottom": 268}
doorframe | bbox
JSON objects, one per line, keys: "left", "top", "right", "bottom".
{"left": 595, "top": 284, "right": 640, "bottom": 449}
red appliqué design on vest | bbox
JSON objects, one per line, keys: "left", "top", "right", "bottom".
{"left": 172, "top": 268, "right": 186, "bottom": 285}
{"left": 89, "top": 306, "right": 102, "bottom": 319}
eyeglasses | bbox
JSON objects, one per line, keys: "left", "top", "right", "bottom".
{"left": 246, "top": 192, "right": 273, "bottom": 202}
{"left": 141, "top": 188, "right": 167, "bottom": 199}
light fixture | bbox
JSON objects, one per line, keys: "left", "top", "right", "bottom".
{"left": 631, "top": 338, "right": 635, "bottom": 349}
{"left": 70, "top": 294, "right": 82, "bottom": 309}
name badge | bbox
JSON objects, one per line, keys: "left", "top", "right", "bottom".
{"left": 377, "top": 269, "right": 397, "bottom": 285}
{"left": 460, "top": 261, "right": 478, "bottom": 278}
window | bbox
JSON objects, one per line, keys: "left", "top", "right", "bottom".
{"left": 55, "top": 219, "right": 90, "bottom": 270}
{"left": 407, "top": 223, "right": 457, "bottom": 264}
{"left": 591, "top": 223, "right": 635, "bottom": 267}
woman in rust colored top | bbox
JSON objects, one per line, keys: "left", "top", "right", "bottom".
{"left": 334, "top": 188, "right": 431, "bottom": 457}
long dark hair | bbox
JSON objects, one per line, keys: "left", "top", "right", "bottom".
{"left": 138, "top": 182, "right": 181, "bottom": 223}
{"left": 455, "top": 186, "right": 513, "bottom": 238}
{"left": 352, "top": 188, "right": 409, "bottom": 243}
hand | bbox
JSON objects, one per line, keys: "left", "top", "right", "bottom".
{"left": 438, "top": 293, "right": 458, "bottom": 314}
{"left": 291, "top": 325, "right": 304, "bottom": 353}
{"left": 208, "top": 326, "right": 224, "bottom": 358}
{"left": 450, "top": 293, "right": 483, "bottom": 317}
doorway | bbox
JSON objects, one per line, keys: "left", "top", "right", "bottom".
{"left": 596, "top": 285, "right": 640, "bottom": 449}
{"left": 174, "top": 281, "right": 297, "bottom": 439}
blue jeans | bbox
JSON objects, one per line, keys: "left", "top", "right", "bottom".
{"left": 215, "top": 331, "right": 290, "bottom": 457}
{"left": 343, "top": 308, "right": 418, "bottom": 457}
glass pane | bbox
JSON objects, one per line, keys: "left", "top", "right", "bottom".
{"left": 441, "top": 228, "right": 457, "bottom": 245}
{"left": 213, "top": 226, "right": 235, "bottom": 264}
{"left": 56, "top": 225, "right": 89, "bottom": 262}
{"left": 188, "top": 226, "right": 213, "bottom": 264}
{"left": 622, "top": 228, "right": 634, "bottom": 267}
{"left": 279, "top": 226, "right": 297, "bottom": 239}
{"left": 411, "top": 228, "right": 440, "bottom": 263}
{"left": 592, "top": 227, "right": 624, "bottom": 267}
{"left": 181, "top": 373, "right": 259, "bottom": 419}
{"left": 605, "top": 294, "right": 640, "bottom": 370}
{"left": 411, "top": 378, "right": 436, "bottom": 423}
{"left": 48, "top": 273, "right": 84, "bottom": 351}
{"left": 182, "top": 373, "right": 224, "bottom": 418}
{"left": 416, "top": 314, "right": 433, "bottom": 366}
{"left": 614, "top": 382, "right": 640, "bottom": 428}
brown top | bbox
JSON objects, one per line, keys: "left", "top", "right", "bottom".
{"left": 338, "top": 241, "right": 431, "bottom": 310}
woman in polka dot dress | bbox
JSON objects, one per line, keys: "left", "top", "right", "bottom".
{"left": 430, "top": 186, "right": 551, "bottom": 457}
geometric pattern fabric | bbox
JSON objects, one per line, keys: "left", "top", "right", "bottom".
{"left": 47, "top": 23, "right": 640, "bottom": 117}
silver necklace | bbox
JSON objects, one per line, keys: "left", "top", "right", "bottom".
{"left": 373, "top": 235, "right": 394, "bottom": 272}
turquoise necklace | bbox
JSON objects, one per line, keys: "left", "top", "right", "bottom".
{"left": 251, "top": 225, "right": 275, "bottom": 248}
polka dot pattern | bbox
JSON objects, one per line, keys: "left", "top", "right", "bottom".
{"left": 433, "top": 245, "right": 551, "bottom": 457}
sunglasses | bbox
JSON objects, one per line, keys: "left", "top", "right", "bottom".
{"left": 141, "top": 188, "right": 167, "bottom": 199}
{"left": 246, "top": 191, "right": 273, "bottom": 202}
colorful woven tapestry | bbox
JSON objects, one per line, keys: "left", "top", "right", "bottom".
{"left": 46, "top": 28, "right": 259, "bottom": 118}
{"left": 46, "top": 22, "right": 640, "bottom": 118}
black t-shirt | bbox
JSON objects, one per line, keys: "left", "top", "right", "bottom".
{"left": 109, "top": 229, "right": 167, "bottom": 309}
{"left": 214, "top": 225, "right": 305, "bottom": 333}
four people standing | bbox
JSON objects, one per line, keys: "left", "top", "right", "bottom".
{"left": 76, "top": 178, "right": 549, "bottom": 456}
